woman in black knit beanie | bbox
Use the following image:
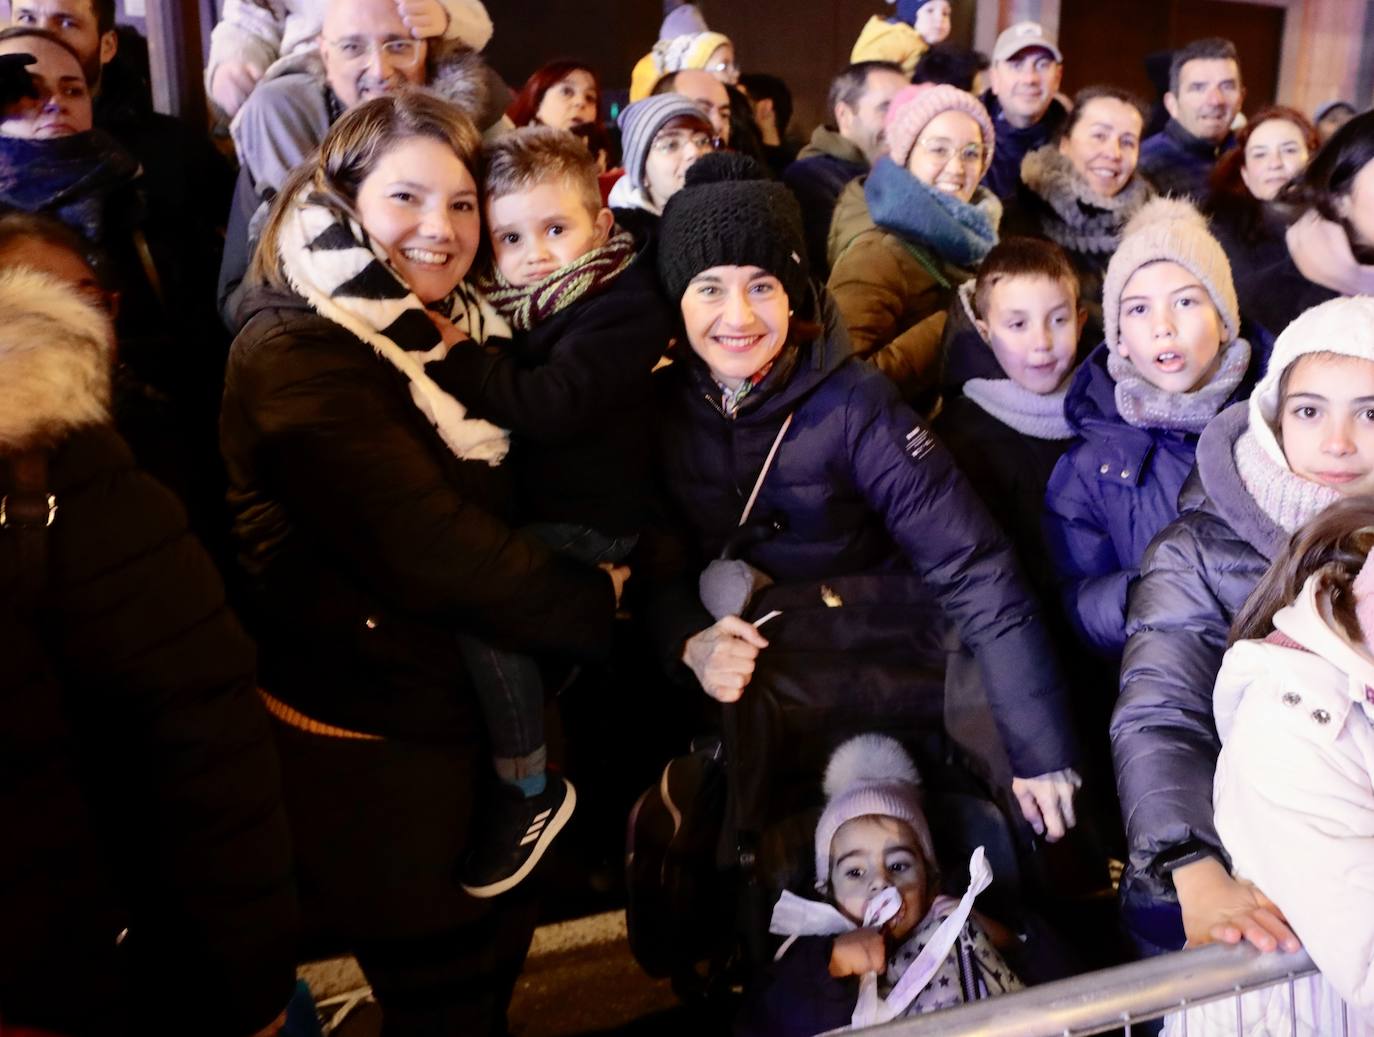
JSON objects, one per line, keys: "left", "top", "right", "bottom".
{"left": 647, "top": 152, "right": 1084, "bottom": 844}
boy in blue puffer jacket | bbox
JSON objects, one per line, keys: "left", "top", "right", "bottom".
{"left": 1044, "top": 198, "right": 1259, "bottom": 658}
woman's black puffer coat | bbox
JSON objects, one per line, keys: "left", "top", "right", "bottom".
{"left": 220, "top": 287, "right": 617, "bottom": 742}
{"left": 1111, "top": 402, "right": 1285, "bottom": 944}
{"left": 652, "top": 290, "right": 1078, "bottom": 780}
{"left": 0, "top": 268, "right": 296, "bottom": 1037}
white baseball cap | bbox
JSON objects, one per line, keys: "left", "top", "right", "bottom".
{"left": 992, "top": 21, "right": 1063, "bottom": 64}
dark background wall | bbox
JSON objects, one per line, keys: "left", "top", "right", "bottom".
{"left": 483, "top": 0, "right": 1284, "bottom": 145}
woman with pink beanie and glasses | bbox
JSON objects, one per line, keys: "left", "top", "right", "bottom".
{"left": 827, "top": 83, "right": 1000, "bottom": 410}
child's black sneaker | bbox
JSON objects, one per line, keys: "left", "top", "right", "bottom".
{"left": 459, "top": 776, "right": 576, "bottom": 898}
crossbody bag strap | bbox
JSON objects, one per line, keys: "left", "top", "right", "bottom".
{"left": 2, "top": 450, "right": 57, "bottom": 609}
{"left": 738, "top": 412, "right": 794, "bottom": 527}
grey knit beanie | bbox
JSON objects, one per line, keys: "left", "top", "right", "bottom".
{"left": 1101, "top": 197, "right": 1239, "bottom": 352}
{"left": 616, "top": 94, "right": 714, "bottom": 193}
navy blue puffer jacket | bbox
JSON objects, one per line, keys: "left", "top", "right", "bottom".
{"left": 1111, "top": 402, "right": 1286, "bottom": 946}
{"left": 1043, "top": 343, "right": 1252, "bottom": 656}
{"left": 654, "top": 291, "right": 1078, "bottom": 779}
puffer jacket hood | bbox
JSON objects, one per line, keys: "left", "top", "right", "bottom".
{"left": 939, "top": 280, "right": 1003, "bottom": 392}
{"left": 0, "top": 266, "right": 114, "bottom": 451}
{"left": 1185, "top": 401, "right": 1288, "bottom": 561}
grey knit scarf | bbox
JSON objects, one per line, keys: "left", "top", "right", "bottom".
{"left": 1234, "top": 425, "right": 1342, "bottom": 534}
{"left": 1019, "top": 145, "right": 1152, "bottom": 257}
{"left": 962, "top": 377, "right": 1074, "bottom": 439}
{"left": 1106, "top": 337, "right": 1251, "bottom": 433}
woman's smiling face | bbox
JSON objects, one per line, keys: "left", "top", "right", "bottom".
{"left": 353, "top": 135, "right": 481, "bottom": 303}
{"left": 680, "top": 265, "right": 790, "bottom": 390}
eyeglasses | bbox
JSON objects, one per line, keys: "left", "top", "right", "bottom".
{"left": 325, "top": 37, "right": 424, "bottom": 69}
{"left": 913, "top": 138, "right": 985, "bottom": 167}
{"left": 705, "top": 61, "right": 739, "bottom": 77}
{"left": 651, "top": 132, "right": 719, "bottom": 157}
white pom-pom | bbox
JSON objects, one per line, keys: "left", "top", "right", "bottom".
{"left": 1121, "top": 196, "right": 1209, "bottom": 240}
{"left": 822, "top": 734, "right": 920, "bottom": 798}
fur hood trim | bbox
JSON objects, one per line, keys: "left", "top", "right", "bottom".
{"left": 430, "top": 42, "right": 512, "bottom": 133}
{"left": 0, "top": 266, "right": 112, "bottom": 450}
{"left": 1020, "top": 144, "right": 1152, "bottom": 255}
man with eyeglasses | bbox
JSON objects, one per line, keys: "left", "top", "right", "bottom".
{"left": 219, "top": 0, "right": 509, "bottom": 325}
{"left": 979, "top": 21, "right": 1067, "bottom": 201}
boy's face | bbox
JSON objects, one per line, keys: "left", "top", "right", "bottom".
{"left": 976, "top": 274, "right": 1082, "bottom": 394}
{"left": 487, "top": 179, "right": 613, "bottom": 287}
{"left": 829, "top": 816, "right": 930, "bottom": 943}
{"left": 1117, "top": 260, "right": 1224, "bottom": 393}
{"left": 1279, "top": 353, "right": 1374, "bottom": 498}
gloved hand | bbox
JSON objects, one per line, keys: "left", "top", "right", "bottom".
{"left": 1012, "top": 767, "right": 1081, "bottom": 842}
{"left": 0, "top": 52, "right": 39, "bottom": 110}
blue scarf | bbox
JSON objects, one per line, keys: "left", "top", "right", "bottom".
{"left": 0, "top": 130, "right": 139, "bottom": 243}
{"left": 864, "top": 156, "right": 1000, "bottom": 269}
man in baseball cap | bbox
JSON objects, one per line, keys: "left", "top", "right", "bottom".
{"left": 980, "top": 20, "right": 1066, "bottom": 200}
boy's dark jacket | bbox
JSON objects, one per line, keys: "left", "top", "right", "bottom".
{"left": 649, "top": 286, "right": 1078, "bottom": 779}
{"left": 934, "top": 285, "right": 1074, "bottom": 598}
{"left": 427, "top": 241, "right": 673, "bottom": 535}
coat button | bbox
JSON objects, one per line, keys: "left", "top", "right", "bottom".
{"left": 364, "top": 617, "right": 378, "bottom": 630}
{"left": 1312, "top": 709, "right": 1331, "bottom": 725}
{"left": 1120, "top": 469, "right": 1132, "bottom": 479}
{"left": 1099, "top": 463, "right": 1110, "bottom": 475}
{"left": 1282, "top": 692, "right": 1301, "bottom": 706}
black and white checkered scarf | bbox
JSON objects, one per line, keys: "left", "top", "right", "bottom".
{"left": 277, "top": 184, "right": 510, "bottom": 465}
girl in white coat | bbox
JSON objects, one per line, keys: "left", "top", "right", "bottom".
{"left": 1167, "top": 494, "right": 1374, "bottom": 1036}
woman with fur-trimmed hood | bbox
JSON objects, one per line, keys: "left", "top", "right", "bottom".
{"left": 1003, "top": 86, "right": 1153, "bottom": 343}
{"left": 0, "top": 226, "right": 297, "bottom": 1034}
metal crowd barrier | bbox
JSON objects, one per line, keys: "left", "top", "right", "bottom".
{"left": 837, "top": 942, "right": 1334, "bottom": 1036}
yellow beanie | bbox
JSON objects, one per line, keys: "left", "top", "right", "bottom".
{"left": 629, "top": 30, "right": 733, "bottom": 102}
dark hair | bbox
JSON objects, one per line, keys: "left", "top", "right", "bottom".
{"left": 827, "top": 61, "right": 904, "bottom": 125}
{"left": 1206, "top": 106, "right": 1319, "bottom": 241}
{"left": 0, "top": 25, "right": 84, "bottom": 68}
{"left": 1168, "top": 37, "right": 1241, "bottom": 96}
{"left": 738, "top": 72, "right": 793, "bottom": 136}
{"left": 912, "top": 44, "right": 989, "bottom": 93}
{"left": 973, "top": 237, "right": 1080, "bottom": 319}
{"left": 1284, "top": 110, "right": 1374, "bottom": 262}
{"left": 0, "top": 211, "right": 98, "bottom": 269}
{"left": 1057, "top": 84, "right": 1149, "bottom": 143}
{"left": 91, "top": 0, "right": 115, "bottom": 34}
{"left": 505, "top": 59, "right": 600, "bottom": 129}
{"left": 1230, "top": 496, "right": 1374, "bottom": 645}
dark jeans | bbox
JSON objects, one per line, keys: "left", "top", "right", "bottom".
{"left": 270, "top": 719, "right": 539, "bottom": 1036}
{"left": 457, "top": 523, "right": 636, "bottom": 766}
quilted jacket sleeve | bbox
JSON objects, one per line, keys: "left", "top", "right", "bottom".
{"left": 844, "top": 369, "right": 1079, "bottom": 777}
{"left": 1044, "top": 447, "right": 1133, "bottom": 655}
{"left": 1112, "top": 517, "right": 1229, "bottom": 890}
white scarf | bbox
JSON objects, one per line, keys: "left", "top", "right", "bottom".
{"left": 276, "top": 184, "right": 511, "bottom": 466}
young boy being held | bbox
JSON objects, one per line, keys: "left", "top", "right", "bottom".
{"left": 736, "top": 735, "right": 1021, "bottom": 1037}
{"left": 1044, "top": 197, "right": 1258, "bottom": 658}
{"left": 935, "top": 237, "right": 1087, "bottom": 598}
{"left": 424, "top": 125, "right": 673, "bottom": 898}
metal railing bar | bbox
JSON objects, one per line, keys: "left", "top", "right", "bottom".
{"left": 832, "top": 943, "right": 1317, "bottom": 1037}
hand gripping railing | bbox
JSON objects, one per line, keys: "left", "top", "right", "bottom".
{"left": 830, "top": 942, "right": 1327, "bottom": 1037}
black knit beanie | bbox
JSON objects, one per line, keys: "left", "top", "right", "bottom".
{"left": 657, "top": 152, "right": 810, "bottom": 306}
